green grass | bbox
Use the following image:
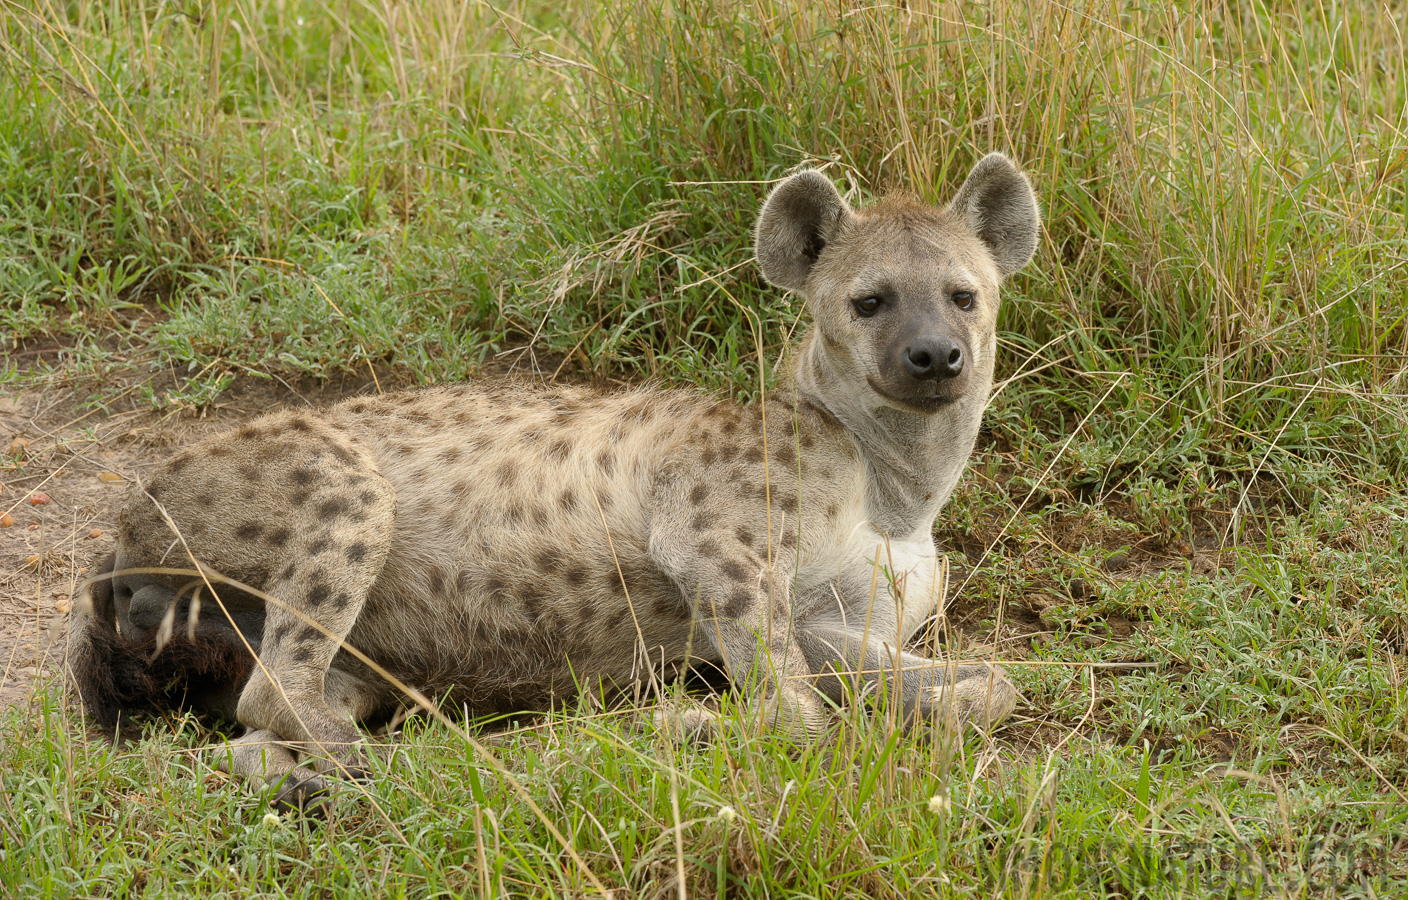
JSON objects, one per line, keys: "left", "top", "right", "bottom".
{"left": 3, "top": 0, "right": 1408, "bottom": 896}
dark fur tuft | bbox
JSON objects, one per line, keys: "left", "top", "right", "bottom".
{"left": 69, "top": 553, "right": 258, "bottom": 728}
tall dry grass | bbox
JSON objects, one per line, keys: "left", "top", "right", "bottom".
{"left": 2, "top": 0, "right": 1405, "bottom": 442}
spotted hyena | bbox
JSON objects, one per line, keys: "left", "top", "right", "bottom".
{"left": 70, "top": 153, "right": 1040, "bottom": 811}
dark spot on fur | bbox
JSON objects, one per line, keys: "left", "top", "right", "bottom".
{"left": 565, "top": 566, "right": 588, "bottom": 587}
{"left": 291, "top": 489, "right": 311, "bottom": 507}
{"left": 169, "top": 454, "right": 191, "bottom": 474}
{"left": 531, "top": 505, "right": 550, "bottom": 528}
{"left": 521, "top": 584, "right": 545, "bottom": 619}
{"left": 333, "top": 593, "right": 351, "bottom": 611}
{"left": 279, "top": 562, "right": 297, "bottom": 581}
{"left": 735, "top": 527, "right": 755, "bottom": 548}
{"left": 440, "top": 447, "right": 463, "bottom": 463}
{"left": 267, "top": 528, "right": 292, "bottom": 548}
{"left": 720, "top": 560, "right": 750, "bottom": 583}
{"left": 235, "top": 522, "right": 262, "bottom": 541}
{"left": 497, "top": 462, "right": 516, "bottom": 487}
{"left": 208, "top": 446, "right": 231, "bottom": 458}
{"left": 826, "top": 502, "right": 840, "bottom": 518}
{"left": 778, "top": 495, "right": 798, "bottom": 514}
{"left": 297, "top": 625, "right": 319, "bottom": 643}
{"left": 293, "top": 646, "right": 313, "bottom": 664}
{"left": 505, "top": 503, "right": 524, "bottom": 525}
{"left": 558, "top": 487, "right": 576, "bottom": 511}
{"left": 195, "top": 493, "right": 215, "bottom": 508}
{"left": 700, "top": 446, "right": 717, "bottom": 466}
{"left": 535, "top": 550, "right": 561, "bottom": 573}
{"left": 237, "top": 425, "right": 262, "bottom": 440}
{"left": 359, "top": 490, "right": 380, "bottom": 507}
{"left": 548, "top": 439, "right": 571, "bottom": 461}
{"left": 801, "top": 433, "right": 815, "bottom": 450}
{"left": 724, "top": 589, "right": 753, "bottom": 618}
{"left": 429, "top": 569, "right": 447, "bottom": 596}
{"left": 328, "top": 443, "right": 355, "bottom": 465}
{"left": 721, "top": 420, "right": 739, "bottom": 435}
{"left": 696, "top": 539, "right": 720, "bottom": 558}
{"left": 346, "top": 543, "right": 366, "bottom": 563}
{"left": 308, "top": 583, "right": 331, "bottom": 607}
{"left": 689, "top": 484, "right": 709, "bottom": 505}
{"left": 308, "top": 537, "right": 332, "bottom": 555}
{"left": 623, "top": 397, "right": 655, "bottom": 420}
{"left": 743, "top": 447, "right": 763, "bottom": 464}
{"left": 317, "top": 498, "right": 350, "bottom": 520}
{"left": 288, "top": 419, "right": 311, "bottom": 433}
{"left": 288, "top": 467, "right": 315, "bottom": 487}
{"left": 597, "top": 450, "right": 614, "bottom": 475}
{"left": 691, "top": 513, "right": 709, "bottom": 531}
{"left": 775, "top": 443, "right": 796, "bottom": 466}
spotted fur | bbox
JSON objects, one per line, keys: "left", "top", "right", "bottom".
{"left": 70, "top": 155, "right": 1039, "bottom": 810}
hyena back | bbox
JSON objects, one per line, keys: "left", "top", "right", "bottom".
{"left": 70, "top": 153, "right": 1039, "bottom": 811}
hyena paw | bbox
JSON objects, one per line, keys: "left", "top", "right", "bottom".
{"left": 648, "top": 702, "right": 722, "bottom": 744}
{"left": 922, "top": 663, "right": 1018, "bottom": 731}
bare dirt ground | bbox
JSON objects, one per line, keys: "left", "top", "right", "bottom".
{"left": 0, "top": 365, "right": 394, "bottom": 712}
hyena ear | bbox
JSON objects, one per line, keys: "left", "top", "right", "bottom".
{"left": 948, "top": 153, "right": 1041, "bottom": 277}
{"left": 755, "top": 170, "right": 855, "bottom": 292}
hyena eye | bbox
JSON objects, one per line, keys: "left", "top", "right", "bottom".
{"left": 952, "top": 291, "right": 975, "bottom": 310}
{"left": 852, "top": 296, "right": 884, "bottom": 317}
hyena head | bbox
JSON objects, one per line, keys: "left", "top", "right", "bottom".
{"left": 755, "top": 153, "right": 1039, "bottom": 415}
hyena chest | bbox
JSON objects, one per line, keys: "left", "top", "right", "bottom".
{"left": 794, "top": 501, "right": 942, "bottom": 643}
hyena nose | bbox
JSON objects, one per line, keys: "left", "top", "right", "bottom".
{"left": 904, "top": 337, "right": 964, "bottom": 380}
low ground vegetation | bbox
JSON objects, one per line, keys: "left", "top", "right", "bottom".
{"left": 1, "top": 0, "right": 1406, "bottom": 896}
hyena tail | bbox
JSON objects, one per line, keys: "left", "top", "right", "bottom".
{"left": 68, "top": 552, "right": 258, "bottom": 727}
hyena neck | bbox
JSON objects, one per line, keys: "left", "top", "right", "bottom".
{"left": 791, "top": 332, "right": 989, "bottom": 538}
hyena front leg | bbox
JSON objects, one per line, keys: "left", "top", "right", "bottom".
{"left": 219, "top": 668, "right": 393, "bottom": 813}
{"left": 795, "top": 623, "right": 1017, "bottom": 730}
{"left": 232, "top": 472, "right": 398, "bottom": 781}
{"left": 649, "top": 477, "right": 826, "bottom": 739}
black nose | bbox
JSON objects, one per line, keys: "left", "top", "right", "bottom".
{"left": 903, "top": 337, "right": 964, "bottom": 380}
